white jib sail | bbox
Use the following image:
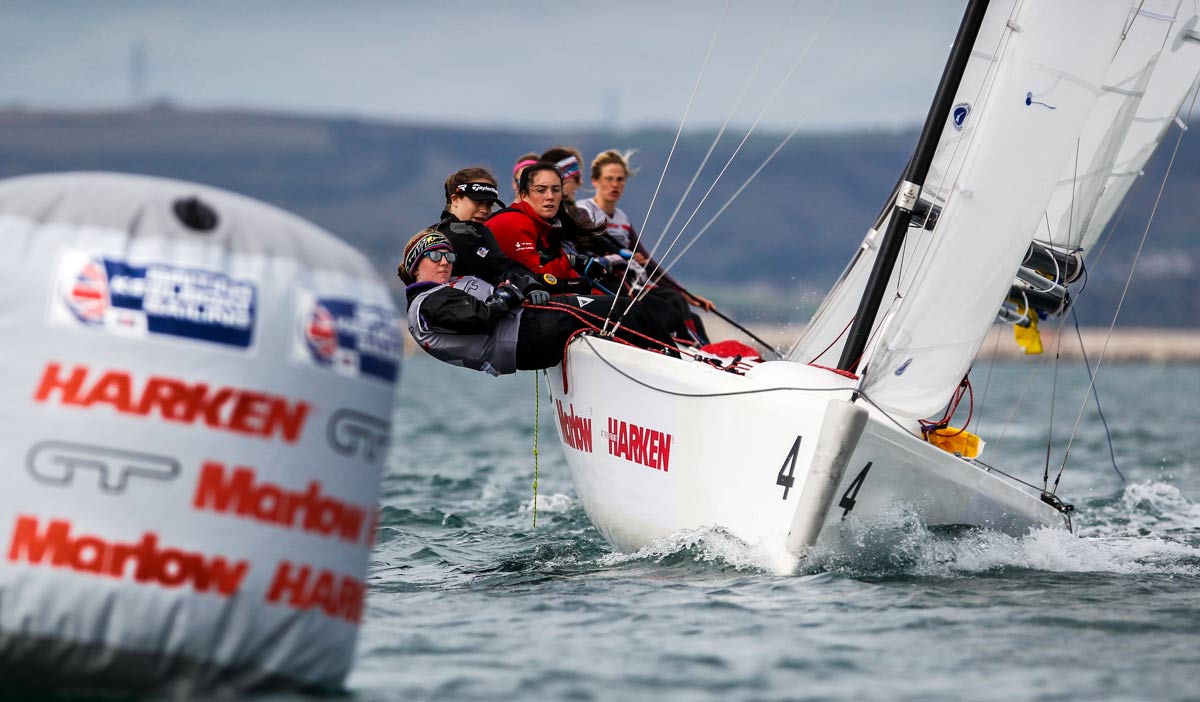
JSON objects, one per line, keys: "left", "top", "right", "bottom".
{"left": 1039, "top": 0, "right": 1183, "bottom": 252}
{"left": 1082, "top": 1, "right": 1200, "bottom": 252}
{"left": 788, "top": 0, "right": 1021, "bottom": 367}
{"left": 859, "top": 0, "right": 1134, "bottom": 420}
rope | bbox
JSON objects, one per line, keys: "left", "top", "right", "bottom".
{"left": 608, "top": 0, "right": 849, "bottom": 331}
{"left": 1071, "top": 307, "right": 1125, "bottom": 483}
{"left": 973, "top": 330, "right": 1003, "bottom": 435}
{"left": 608, "top": 0, "right": 730, "bottom": 336}
{"left": 1053, "top": 82, "right": 1200, "bottom": 494}
{"left": 580, "top": 335, "right": 847, "bottom": 399}
{"left": 630, "top": 0, "right": 804, "bottom": 302}
{"left": 635, "top": 0, "right": 845, "bottom": 291}
{"left": 532, "top": 370, "right": 540, "bottom": 527}
{"left": 1043, "top": 314, "right": 1064, "bottom": 491}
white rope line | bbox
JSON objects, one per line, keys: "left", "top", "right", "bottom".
{"left": 994, "top": 344, "right": 1048, "bottom": 449}
{"left": 1053, "top": 81, "right": 1200, "bottom": 492}
{"left": 610, "top": 0, "right": 803, "bottom": 313}
{"left": 655, "top": 0, "right": 803, "bottom": 250}
{"left": 643, "top": 0, "right": 840, "bottom": 273}
{"left": 635, "top": 0, "right": 845, "bottom": 301}
{"left": 606, "top": 0, "right": 730, "bottom": 334}
{"left": 610, "top": 0, "right": 864, "bottom": 332}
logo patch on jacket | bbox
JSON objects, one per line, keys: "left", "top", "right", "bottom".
{"left": 476, "top": 247, "right": 488, "bottom": 257}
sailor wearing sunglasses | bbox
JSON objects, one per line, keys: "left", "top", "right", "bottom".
{"left": 400, "top": 230, "right": 680, "bottom": 376}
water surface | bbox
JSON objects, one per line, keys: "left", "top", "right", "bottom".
{"left": 351, "top": 358, "right": 1200, "bottom": 702}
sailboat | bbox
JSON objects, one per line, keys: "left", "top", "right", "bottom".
{"left": 543, "top": 0, "right": 1200, "bottom": 557}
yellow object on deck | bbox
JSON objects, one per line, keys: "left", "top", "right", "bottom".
{"left": 926, "top": 427, "right": 984, "bottom": 459}
{"left": 1013, "top": 304, "right": 1043, "bottom": 355}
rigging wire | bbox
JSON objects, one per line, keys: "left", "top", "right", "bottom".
{"left": 696, "top": 0, "right": 1020, "bottom": 373}
{"left": 995, "top": 347, "right": 1049, "bottom": 449}
{"left": 1042, "top": 314, "right": 1064, "bottom": 491}
{"left": 607, "top": 0, "right": 731, "bottom": 335}
{"left": 972, "top": 329, "right": 1004, "bottom": 435}
{"left": 1041, "top": 137, "right": 1080, "bottom": 489}
{"left": 1052, "top": 82, "right": 1200, "bottom": 494}
{"left": 610, "top": 0, "right": 846, "bottom": 331}
{"left": 1071, "top": 306, "right": 1125, "bottom": 483}
{"left": 656, "top": 0, "right": 803, "bottom": 257}
{"left": 608, "top": 0, "right": 803, "bottom": 318}
{"left": 639, "top": 0, "right": 844, "bottom": 279}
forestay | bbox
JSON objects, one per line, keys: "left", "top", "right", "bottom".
{"left": 859, "top": 0, "right": 1132, "bottom": 419}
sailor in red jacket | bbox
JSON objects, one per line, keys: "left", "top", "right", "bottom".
{"left": 487, "top": 162, "right": 618, "bottom": 293}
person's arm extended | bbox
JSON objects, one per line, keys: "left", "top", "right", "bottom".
{"left": 417, "top": 285, "right": 522, "bottom": 334}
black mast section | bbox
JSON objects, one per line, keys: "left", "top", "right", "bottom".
{"left": 837, "top": 0, "right": 991, "bottom": 372}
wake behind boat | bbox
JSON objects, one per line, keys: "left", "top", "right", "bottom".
{"left": 546, "top": 0, "right": 1200, "bottom": 559}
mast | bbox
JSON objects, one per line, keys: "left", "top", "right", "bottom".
{"left": 837, "top": 0, "right": 990, "bottom": 372}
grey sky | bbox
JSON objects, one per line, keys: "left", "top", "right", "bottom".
{"left": 1, "top": 1, "right": 967, "bottom": 131}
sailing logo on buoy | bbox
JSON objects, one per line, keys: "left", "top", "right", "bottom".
{"left": 65, "top": 258, "right": 110, "bottom": 325}
{"left": 296, "top": 296, "right": 402, "bottom": 383}
{"left": 305, "top": 303, "right": 339, "bottom": 362}
{"left": 952, "top": 103, "right": 971, "bottom": 130}
{"left": 56, "top": 251, "right": 257, "bottom": 348}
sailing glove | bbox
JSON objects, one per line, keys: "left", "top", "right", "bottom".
{"left": 491, "top": 282, "right": 525, "bottom": 310}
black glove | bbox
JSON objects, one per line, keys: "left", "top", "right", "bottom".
{"left": 569, "top": 254, "right": 610, "bottom": 275}
{"left": 491, "top": 282, "right": 524, "bottom": 310}
{"left": 566, "top": 252, "right": 590, "bottom": 274}
{"left": 528, "top": 289, "right": 550, "bottom": 305}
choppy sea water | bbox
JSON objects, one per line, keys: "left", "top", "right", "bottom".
{"left": 350, "top": 357, "right": 1200, "bottom": 702}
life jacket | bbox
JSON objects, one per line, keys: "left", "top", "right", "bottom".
{"left": 406, "top": 276, "right": 522, "bottom": 376}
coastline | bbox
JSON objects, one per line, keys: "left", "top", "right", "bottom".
{"left": 402, "top": 313, "right": 1200, "bottom": 364}
{"left": 736, "top": 322, "right": 1200, "bottom": 363}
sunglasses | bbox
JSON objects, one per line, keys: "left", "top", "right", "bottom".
{"left": 425, "top": 250, "right": 456, "bottom": 263}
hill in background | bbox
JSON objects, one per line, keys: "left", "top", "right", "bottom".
{"left": 1, "top": 106, "right": 1196, "bottom": 326}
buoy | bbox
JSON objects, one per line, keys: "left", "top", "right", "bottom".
{"left": 0, "top": 172, "right": 401, "bottom": 694}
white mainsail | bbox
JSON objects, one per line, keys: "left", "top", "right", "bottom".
{"left": 859, "top": 0, "right": 1133, "bottom": 419}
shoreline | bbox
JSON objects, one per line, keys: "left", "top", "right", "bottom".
{"left": 403, "top": 314, "right": 1200, "bottom": 363}
{"left": 735, "top": 323, "right": 1200, "bottom": 363}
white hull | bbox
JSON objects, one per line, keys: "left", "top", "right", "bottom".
{"left": 546, "top": 337, "right": 1068, "bottom": 555}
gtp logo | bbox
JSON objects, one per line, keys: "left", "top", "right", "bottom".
{"left": 295, "top": 293, "right": 402, "bottom": 384}
{"left": 27, "top": 441, "right": 180, "bottom": 493}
